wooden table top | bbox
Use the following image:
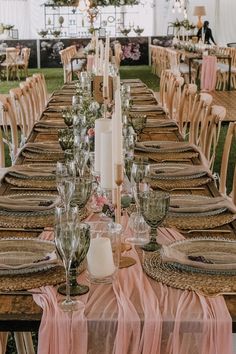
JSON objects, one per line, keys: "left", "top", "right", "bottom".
{"left": 0, "top": 81, "right": 235, "bottom": 332}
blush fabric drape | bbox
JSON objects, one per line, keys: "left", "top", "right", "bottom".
{"left": 32, "top": 215, "right": 233, "bottom": 354}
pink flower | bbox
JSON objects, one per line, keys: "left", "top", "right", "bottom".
{"left": 95, "top": 195, "right": 108, "bottom": 207}
{"left": 87, "top": 128, "right": 95, "bottom": 137}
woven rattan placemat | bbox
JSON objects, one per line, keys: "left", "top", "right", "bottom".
{"left": 5, "top": 176, "right": 56, "bottom": 190}
{"left": 0, "top": 266, "right": 65, "bottom": 291}
{"left": 164, "top": 211, "right": 236, "bottom": 230}
{"left": 147, "top": 176, "right": 212, "bottom": 189}
{"left": 143, "top": 251, "right": 236, "bottom": 296}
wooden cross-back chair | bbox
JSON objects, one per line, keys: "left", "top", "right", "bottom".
{"left": 177, "top": 83, "right": 198, "bottom": 138}
{"left": 1, "top": 47, "right": 20, "bottom": 81}
{"left": 0, "top": 95, "right": 19, "bottom": 163}
{"left": 188, "top": 92, "right": 213, "bottom": 147}
{"left": 18, "top": 47, "right": 31, "bottom": 78}
{"left": 219, "top": 122, "right": 236, "bottom": 205}
{"left": 200, "top": 105, "right": 226, "bottom": 170}
{"left": 9, "top": 87, "right": 29, "bottom": 144}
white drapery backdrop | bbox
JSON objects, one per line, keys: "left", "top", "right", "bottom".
{"left": 0, "top": 0, "right": 235, "bottom": 44}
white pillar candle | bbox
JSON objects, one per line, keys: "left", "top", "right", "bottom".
{"left": 87, "top": 237, "right": 116, "bottom": 278}
{"left": 95, "top": 118, "right": 112, "bottom": 173}
{"left": 100, "top": 130, "right": 113, "bottom": 189}
{"left": 103, "top": 34, "right": 110, "bottom": 100}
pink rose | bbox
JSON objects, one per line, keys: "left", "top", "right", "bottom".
{"left": 88, "top": 128, "right": 95, "bottom": 137}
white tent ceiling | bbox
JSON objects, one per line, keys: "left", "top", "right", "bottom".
{"left": 0, "top": 0, "right": 235, "bottom": 45}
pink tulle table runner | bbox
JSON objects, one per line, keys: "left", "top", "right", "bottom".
{"left": 33, "top": 217, "right": 233, "bottom": 354}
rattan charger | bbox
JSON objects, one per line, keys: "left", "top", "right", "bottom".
{"left": 143, "top": 251, "right": 236, "bottom": 296}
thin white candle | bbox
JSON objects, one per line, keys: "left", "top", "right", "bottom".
{"left": 94, "top": 32, "right": 99, "bottom": 74}
{"left": 95, "top": 118, "right": 112, "bottom": 173}
{"left": 87, "top": 237, "right": 115, "bottom": 278}
{"left": 103, "top": 34, "right": 110, "bottom": 99}
{"left": 100, "top": 130, "right": 113, "bottom": 189}
{"left": 114, "top": 76, "right": 123, "bottom": 165}
{"left": 99, "top": 40, "right": 104, "bottom": 75}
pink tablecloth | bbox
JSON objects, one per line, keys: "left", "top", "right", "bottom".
{"left": 201, "top": 55, "right": 217, "bottom": 92}
{"left": 33, "top": 218, "right": 233, "bottom": 354}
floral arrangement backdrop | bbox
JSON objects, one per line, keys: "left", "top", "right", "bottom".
{"left": 40, "top": 38, "right": 90, "bottom": 67}
{"left": 115, "top": 37, "right": 148, "bottom": 65}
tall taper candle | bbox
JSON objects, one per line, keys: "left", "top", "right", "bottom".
{"left": 103, "top": 34, "right": 110, "bottom": 100}
{"left": 99, "top": 40, "right": 104, "bottom": 75}
{"left": 94, "top": 32, "right": 99, "bottom": 74}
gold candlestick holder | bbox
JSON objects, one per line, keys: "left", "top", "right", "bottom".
{"left": 115, "top": 163, "right": 136, "bottom": 269}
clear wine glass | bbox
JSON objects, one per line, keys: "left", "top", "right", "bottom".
{"left": 56, "top": 161, "right": 76, "bottom": 212}
{"left": 140, "top": 190, "right": 170, "bottom": 252}
{"left": 126, "top": 161, "right": 150, "bottom": 244}
{"left": 55, "top": 221, "right": 80, "bottom": 311}
{"left": 74, "top": 147, "right": 90, "bottom": 177}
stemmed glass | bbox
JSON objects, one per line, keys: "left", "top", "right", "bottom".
{"left": 140, "top": 190, "right": 170, "bottom": 252}
{"left": 126, "top": 161, "right": 150, "bottom": 245}
{"left": 55, "top": 220, "right": 80, "bottom": 311}
{"left": 71, "top": 177, "right": 93, "bottom": 214}
{"left": 128, "top": 115, "right": 147, "bottom": 141}
{"left": 56, "top": 161, "right": 76, "bottom": 213}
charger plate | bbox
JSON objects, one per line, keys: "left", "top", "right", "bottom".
{"left": 0, "top": 193, "right": 57, "bottom": 228}
{"left": 22, "top": 150, "right": 64, "bottom": 161}
{"left": 147, "top": 176, "right": 212, "bottom": 189}
{"left": 164, "top": 211, "right": 236, "bottom": 230}
{"left": 160, "top": 238, "right": 236, "bottom": 275}
{"left": 0, "top": 238, "right": 59, "bottom": 275}
{"left": 143, "top": 247, "right": 236, "bottom": 296}
{"left": 5, "top": 175, "right": 56, "bottom": 189}
{"left": 0, "top": 266, "right": 65, "bottom": 291}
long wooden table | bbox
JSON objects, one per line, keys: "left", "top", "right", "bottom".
{"left": 0, "top": 80, "right": 236, "bottom": 337}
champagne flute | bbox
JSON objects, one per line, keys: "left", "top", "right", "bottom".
{"left": 55, "top": 222, "right": 80, "bottom": 311}
{"left": 140, "top": 190, "right": 170, "bottom": 252}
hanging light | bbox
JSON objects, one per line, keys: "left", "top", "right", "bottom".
{"left": 172, "top": 0, "right": 188, "bottom": 17}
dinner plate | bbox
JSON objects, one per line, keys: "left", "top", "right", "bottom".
{"left": 135, "top": 141, "right": 193, "bottom": 153}
{"left": 169, "top": 195, "right": 227, "bottom": 217}
{"left": 161, "top": 238, "right": 236, "bottom": 275}
{"left": 150, "top": 163, "right": 207, "bottom": 180}
{"left": 0, "top": 237, "right": 59, "bottom": 275}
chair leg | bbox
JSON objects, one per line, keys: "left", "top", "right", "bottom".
{"left": 14, "top": 333, "right": 27, "bottom": 354}
{"left": 23, "top": 333, "right": 35, "bottom": 354}
{"left": 0, "top": 332, "right": 8, "bottom": 354}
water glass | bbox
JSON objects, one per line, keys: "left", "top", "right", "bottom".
{"left": 55, "top": 222, "right": 80, "bottom": 311}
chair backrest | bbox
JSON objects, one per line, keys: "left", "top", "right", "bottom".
{"left": 21, "top": 47, "right": 31, "bottom": 66}
{"left": 5, "top": 47, "right": 19, "bottom": 66}
{"left": 200, "top": 105, "right": 226, "bottom": 170}
{"left": 165, "top": 72, "right": 184, "bottom": 121}
{"left": 188, "top": 92, "right": 213, "bottom": 146}
{"left": 114, "top": 41, "right": 122, "bottom": 69}
{"left": 178, "top": 83, "right": 198, "bottom": 138}
{"left": 19, "top": 81, "right": 37, "bottom": 128}
{"left": 33, "top": 73, "right": 48, "bottom": 110}
{"left": 219, "top": 122, "right": 236, "bottom": 205}
{"left": 0, "top": 96, "right": 19, "bottom": 163}
{"left": 26, "top": 76, "right": 41, "bottom": 121}
{"left": 9, "top": 87, "right": 28, "bottom": 144}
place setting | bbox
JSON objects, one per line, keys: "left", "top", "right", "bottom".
{"left": 20, "top": 142, "right": 64, "bottom": 161}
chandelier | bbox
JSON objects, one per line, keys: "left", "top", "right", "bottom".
{"left": 172, "top": 0, "right": 188, "bottom": 19}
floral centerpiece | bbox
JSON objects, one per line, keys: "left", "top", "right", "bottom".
{"left": 45, "top": 0, "right": 139, "bottom": 6}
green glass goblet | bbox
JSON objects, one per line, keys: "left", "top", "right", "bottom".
{"left": 58, "top": 223, "right": 90, "bottom": 296}
{"left": 71, "top": 177, "right": 93, "bottom": 214}
{"left": 140, "top": 190, "right": 170, "bottom": 252}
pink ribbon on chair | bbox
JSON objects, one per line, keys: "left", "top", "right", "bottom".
{"left": 201, "top": 55, "right": 217, "bottom": 92}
